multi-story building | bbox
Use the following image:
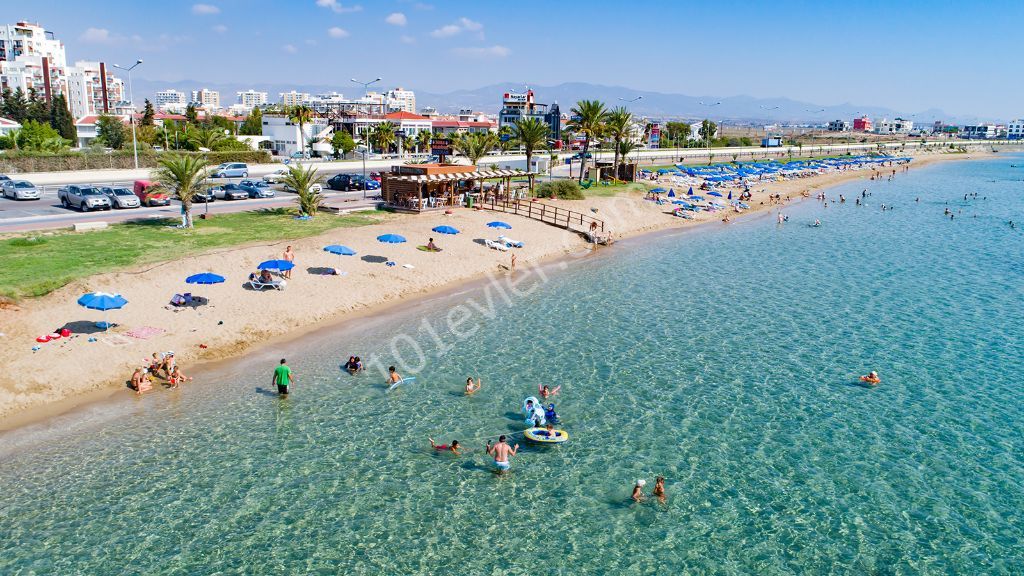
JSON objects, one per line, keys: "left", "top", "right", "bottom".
{"left": 236, "top": 89, "right": 267, "bottom": 108}
{"left": 280, "top": 90, "right": 309, "bottom": 107}
{"left": 852, "top": 116, "right": 873, "bottom": 132}
{"left": 65, "top": 60, "right": 124, "bottom": 118}
{"left": 497, "top": 89, "right": 561, "bottom": 143}
{"left": 261, "top": 114, "right": 332, "bottom": 157}
{"left": 1005, "top": 119, "right": 1024, "bottom": 140}
{"left": 190, "top": 88, "right": 220, "bottom": 110}
{"left": 827, "top": 120, "right": 851, "bottom": 132}
{"left": 874, "top": 118, "right": 913, "bottom": 135}
{"left": 961, "top": 124, "right": 999, "bottom": 139}
{"left": 155, "top": 89, "right": 186, "bottom": 112}
{"left": 385, "top": 87, "right": 416, "bottom": 114}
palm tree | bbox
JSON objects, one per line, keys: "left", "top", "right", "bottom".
{"left": 0, "top": 128, "right": 21, "bottom": 150}
{"left": 511, "top": 117, "right": 549, "bottom": 175}
{"left": 415, "top": 129, "right": 432, "bottom": 154}
{"left": 187, "top": 127, "right": 225, "bottom": 150}
{"left": 370, "top": 122, "right": 397, "bottom": 155}
{"left": 453, "top": 131, "right": 499, "bottom": 166}
{"left": 152, "top": 154, "right": 210, "bottom": 228}
{"left": 279, "top": 163, "right": 325, "bottom": 217}
{"left": 497, "top": 125, "right": 515, "bottom": 152}
{"left": 604, "top": 107, "right": 632, "bottom": 178}
{"left": 568, "top": 99, "right": 608, "bottom": 182}
{"left": 617, "top": 139, "right": 637, "bottom": 177}
{"left": 290, "top": 104, "right": 315, "bottom": 157}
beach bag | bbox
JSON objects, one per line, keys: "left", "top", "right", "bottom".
{"left": 170, "top": 294, "right": 187, "bottom": 306}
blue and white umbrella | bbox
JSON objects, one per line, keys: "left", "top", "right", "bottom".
{"left": 185, "top": 272, "right": 225, "bottom": 284}
{"left": 377, "top": 234, "right": 407, "bottom": 244}
{"left": 323, "top": 245, "right": 356, "bottom": 256}
{"left": 77, "top": 292, "right": 128, "bottom": 330}
{"left": 486, "top": 221, "right": 512, "bottom": 229}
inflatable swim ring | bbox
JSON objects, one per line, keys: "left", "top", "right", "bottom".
{"left": 522, "top": 396, "right": 546, "bottom": 426}
{"left": 524, "top": 427, "right": 569, "bottom": 444}
{"left": 860, "top": 375, "right": 880, "bottom": 384}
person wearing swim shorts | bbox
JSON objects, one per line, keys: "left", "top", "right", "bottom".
{"left": 429, "top": 438, "right": 461, "bottom": 456}
{"left": 273, "top": 359, "right": 293, "bottom": 395}
{"left": 486, "top": 435, "right": 518, "bottom": 474}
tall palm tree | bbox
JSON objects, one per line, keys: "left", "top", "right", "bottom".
{"left": 511, "top": 117, "right": 549, "bottom": 175}
{"left": 187, "top": 127, "right": 225, "bottom": 150}
{"left": 280, "top": 163, "right": 325, "bottom": 217}
{"left": 290, "top": 104, "right": 315, "bottom": 157}
{"left": 152, "top": 154, "right": 210, "bottom": 228}
{"left": 617, "top": 140, "right": 637, "bottom": 177}
{"left": 604, "top": 107, "right": 632, "bottom": 178}
{"left": 497, "top": 125, "right": 515, "bottom": 152}
{"left": 415, "top": 129, "right": 432, "bottom": 154}
{"left": 453, "top": 131, "right": 499, "bottom": 166}
{"left": 370, "top": 122, "right": 397, "bottom": 155}
{"left": 568, "top": 99, "right": 608, "bottom": 182}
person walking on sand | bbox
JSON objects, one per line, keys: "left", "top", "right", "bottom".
{"left": 273, "top": 358, "right": 294, "bottom": 395}
{"left": 511, "top": 253, "right": 517, "bottom": 272}
{"left": 486, "top": 435, "right": 519, "bottom": 474}
{"left": 282, "top": 245, "right": 295, "bottom": 279}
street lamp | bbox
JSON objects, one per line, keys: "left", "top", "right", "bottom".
{"left": 113, "top": 59, "right": 143, "bottom": 169}
{"left": 351, "top": 77, "right": 382, "bottom": 197}
{"left": 351, "top": 77, "right": 382, "bottom": 113}
{"left": 699, "top": 101, "right": 721, "bottom": 162}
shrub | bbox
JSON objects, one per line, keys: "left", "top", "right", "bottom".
{"left": 0, "top": 150, "right": 271, "bottom": 173}
{"left": 535, "top": 180, "right": 584, "bottom": 200}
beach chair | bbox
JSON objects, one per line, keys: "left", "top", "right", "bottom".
{"left": 485, "top": 239, "right": 510, "bottom": 252}
{"left": 497, "top": 235, "right": 524, "bottom": 248}
{"left": 246, "top": 278, "right": 287, "bottom": 291}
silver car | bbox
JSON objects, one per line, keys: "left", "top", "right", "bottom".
{"left": 98, "top": 186, "right": 141, "bottom": 209}
{"left": 2, "top": 180, "right": 41, "bottom": 200}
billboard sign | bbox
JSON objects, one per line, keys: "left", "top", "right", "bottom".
{"left": 503, "top": 92, "right": 528, "bottom": 104}
{"left": 431, "top": 138, "right": 452, "bottom": 156}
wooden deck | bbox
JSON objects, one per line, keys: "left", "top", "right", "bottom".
{"left": 477, "top": 198, "right": 607, "bottom": 240}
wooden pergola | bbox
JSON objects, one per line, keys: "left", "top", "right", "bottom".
{"left": 382, "top": 168, "right": 529, "bottom": 212}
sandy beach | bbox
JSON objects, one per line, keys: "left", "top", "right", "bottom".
{"left": 0, "top": 149, "right": 989, "bottom": 429}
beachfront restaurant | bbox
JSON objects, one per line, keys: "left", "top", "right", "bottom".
{"left": 381, "top": 164, "right": 529, "bottom": 212}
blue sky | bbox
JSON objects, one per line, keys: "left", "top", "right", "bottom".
{"left": 22, "top": 0, "right": 1024, "bottom": 117}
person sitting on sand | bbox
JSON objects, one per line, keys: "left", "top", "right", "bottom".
{"left": 169, "top": 365, "right": 191, "bottom": 388}
{"left": 158, "top": 351, "right": 176, "bottom": 379}
{"left": 631, "top": 479, "right": 646, "bottom": 503}
{"left": 653, "top": 476, "right": 666, "bottom": 503}
{"left": 148, "top": 353, "right": 163, "bottom": 378}
{"left": 131, "top": 367, "right": 152, "bottom": 394}
{"left": 465, "top": 377, "right": 482, "bottom": 395}
{"left": 430, "top": 438, "right": 462, "bottom": 456}
{"left": 426, "top": 237, "right": 440, "bottom": 251}
{"left": 539, "top": 384, "right": 560, "bottom": 399}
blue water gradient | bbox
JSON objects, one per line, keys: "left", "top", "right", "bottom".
{"left": 1, "top": 155, "right": 1022, "bottom": 574}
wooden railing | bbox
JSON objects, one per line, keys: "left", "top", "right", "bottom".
{"left": 479, "top": 198, "right": 604, "bottom": 234}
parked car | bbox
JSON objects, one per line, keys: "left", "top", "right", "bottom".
{"left": 98, "top": 186, "right": 141, "bottom": 209}
{"left": 58, "top": 185, "right": 112, "bottom": 211}
{"left": 326, "top": 173, "right": 380, "bottom": 192}
{"left": 262, "top": 168, "right": 289, "bottom": 184}
{"left": 0, "top": 174, "right": 11, "bottom": 183}
{"left": 282, "top": 182, "right": 323, "bottom": 194}
{"left": 194, "top": 187, "right": 216, "bottom": 203}
{"left": 211, "top": 183, "right": 250, "bottom": 200}
{"left": 369, "top": 171, "right": 382, "bottom": 182}
{"left": 133, "top": 180, "right": 171, "bottom": 206}
{"left": 2, "top": 179, "right": 41, "bottom": 200}
{"left": 238, "top": 180, "right": 275, "bottom": 198}
{"left": 213, "top": 162, "right": 249, "bottom": 178}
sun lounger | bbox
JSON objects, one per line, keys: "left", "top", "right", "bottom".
{"left": 497, "top": 235, "right": 523, "bottom": 248}
{"left": 485, "top": 239, "right": 510, "bottom": 252}
{"left": 246, "top": 278, "right": 287, "bottom": 290}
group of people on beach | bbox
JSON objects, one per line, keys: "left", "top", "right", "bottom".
{"left": 130, "top": 351, "right": 190, "bottom": 394}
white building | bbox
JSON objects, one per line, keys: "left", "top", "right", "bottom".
{"left": 155, "top": 89, "right": 186, "bottom": 112}
{"left": 0, "top": 116, "right": 20, "bottom": 135}
{"left": 190, "top": 88, "right": 220, "bottom": 110}
{"left": 260, "top": 114, "right": 332, "bottom": 157}
{"left": 280, "top": 90, "right": 309, "bottom": 107}
{"left": 961, "top": 124, "right": 999, "bottom": 140}
{"left": 874, "top": 118, "right": 913, "bottom": 135}
{"left": 236, "top": 89, "right": 267, "bottom": 108}
{"left": 385, "top": 87, "right": 416, "bottom": 113}
{"left": 1006, "top": 119, "right": 1024, "bottom": 140}
{"left": 65, "top": 60, "right": 124, "bottom": 118}
{"left": 827, "top": 120, "right": 851, "bottom": 132}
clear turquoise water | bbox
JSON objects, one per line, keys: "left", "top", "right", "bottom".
{"left": 2, "top": 156, "right": 1023, "bottom": 575}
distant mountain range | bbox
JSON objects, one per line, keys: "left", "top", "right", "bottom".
{"left": 133, "top": 78, "right": 978, "bottom": 125}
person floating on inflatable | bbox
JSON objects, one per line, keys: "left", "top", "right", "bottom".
{"left": 522, "top": 397, "right": 546, "bottom": 427}
{"left": 860, "top": 371, "right": 881, "bottom": 386}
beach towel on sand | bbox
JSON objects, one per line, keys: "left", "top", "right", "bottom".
{"left": 126, "top": 326, "right": 166, "bottom": 340}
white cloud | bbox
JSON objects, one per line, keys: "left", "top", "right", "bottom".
{"left": 452, "top": 45, "right": 510, "bottom": 59}
{"left": 80, "top": 27, "right": 115, "bottom": 44}
{"left": 413, "top": 2, "right": 434, "bottom": 9}
{"left": 431, "top": 17, "right": 483, "bottom": 38}
{"left": 316, "top": 0, "right": 361, "bottom": 13}
{"left": 192, "top": 3, "right": 220, "bottom": 15}
{"left": 385, "top": 12, "right": 407, "bottom": 26}
{"left": 212, "top": 24, "right": 228, "bottom": 33}
{"left": 400, "top": 35, "right": 416, "bottom": 44}
{"left": 283, "top": 44, "right": 298, "bottom": 54}
{"left": 327, "top": 26, "right": 350, "bottom": 38}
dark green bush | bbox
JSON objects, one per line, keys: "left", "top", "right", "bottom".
{"left": 0, "top": 150, "right": 271, "bottom": 173}
{"left": 535, "top": 180, "right": 584, "bottom": 199}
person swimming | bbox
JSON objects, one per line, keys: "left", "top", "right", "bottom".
{"left": 429, "top": 438, "right": 461, "bottom": 456}
{"left": 344, "top": 356, "right": 360, "bottom": 374}
{"left": 387, "top": 366, "right": 403, "bottom": 386}
{"left": 860, "top": 371, "right": 881, "bottom": 385}
{"left": 653, "top": 476, "right": 666, "bottom": 503}
{"left": 544, "top": 403, "right": 560, "bottom": 424}
{"left": 539, "top": 384, "right": 560, "bottom": 399}
{"left": 465, "top": 377, "right": 482, "bottom": 395}
{"left": 631, "top": 479, "right": 646, "bottom": 503}
{"left": 813, "top": 219, "right": 821, "bottom": 227}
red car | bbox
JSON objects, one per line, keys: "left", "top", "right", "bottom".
{"left": 369, "top": 172, "right": 382, "bottom": 183}
{"left": 133, "top": 180, "right": 171, "bottom": 207}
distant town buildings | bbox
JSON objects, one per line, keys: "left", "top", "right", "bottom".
{"left": 874, "top": 118, "right": 913, "bottom": 135}
{"left": 0, "top": 21, "right": 126, "bottom": 119}
{"left": 1006, "top": 119, "right": 1024, "bottom": 140}
{"left": 280, "top": 90, "right": 309, "bottom": 107}
{"left": 961, "top": 124, "right": 1000, "bottom": 139}
{"left": 236, "top": 89, "right": 267, "bottom": 108}
{"left": 853, "top": 116, "right": 873, "bottom": 131}
{"left": 190, "top": 88, "right": 220, "bottom": 110}
{"left": 385, "top": 87, "right": 416, "bottom": 114}
{"left": 155, "top": 89, "right": 187, "bottom": 112}
{"left": 827, "top": 120, "right": 851, "bottom": 132}
{"left": 497, "top": 89, "right": 561, "bottom": 143}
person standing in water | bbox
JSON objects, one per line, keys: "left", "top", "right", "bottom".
{"left": 653, "top": 476, "right": 666, "bottom": 503}
{"left": 465, "top": 377, "right": 482, "bottom": 395}
{"left": 387, "top": 366, "right": 403, "bottom": 387}
{"left": 631, "top": 479, "right": 646, "bottom": 502}
{"left": 486, "top": 435, "right": 519, "bottom": 474}
{"left": 273, "top": 358, "right": 294, "bottom": 395}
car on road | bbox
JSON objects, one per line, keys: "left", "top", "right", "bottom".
{"left": 239, "top": 180, "right": 275, "bottom": 198}
{"left": 58, "top": 185, "right": 112, "bottom": 211}
{"left": 212, "top": 162, "right": 249, "bottom": 178}
{"left": 2, "top": 180, "right": 41, "bottom": 200}
{"left": 134, "top": 180, "right": 171, "bottom": 207}
{"left": 194, "top": 187, "right": 216, "bottom": 203}
{"left": 326, "top": 173, "right": 380, "bottom": 192}
{"left": 211, "top": 184, "right": 250, "bottom": 200}
{"left": 0, "top": 174, "right": 11, "bottom": 183}
{"left": 98, "top": 186, "right": 142, "bottom": 209}
{"left": 282, "top": 182, "right": 323, "bottom": 194}
{"left": 262, "top": 168, "right": 289, "bottom": 184}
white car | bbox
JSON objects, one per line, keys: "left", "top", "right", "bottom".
{"left": 282, "top": 183, "right": 323, "bottom": 194}
{"left": 263, "top": 168, "right": 289, "bottom": 184}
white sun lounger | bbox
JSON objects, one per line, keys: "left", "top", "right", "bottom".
{"left": 246, "top": 278, "right": 287, "bottom": 291}
{"left": 497, "top": 235, "right": 524, "bottom": 248}
{"left": 485, "top": 239, "right": 509, "bottom": 252}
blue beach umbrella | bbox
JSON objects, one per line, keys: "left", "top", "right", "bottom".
{"left": 650, "top": 187, "right": 666, "bottom": 193}
{"left": 185, "top": 272, "right": 225, "bottom": 285}
{"left": 377, "top": 234, "right": 407, "bottom": 244}
{"left": 258, "top": 259, "right": 295, "bottom": 271}
{"left": 728, "top": 191, "right": 733, "bottom": 200}
{"left": 667, "top": 189, "right": 676, "bottom": 197}
{"left": 323, "top": 245, "right": 356, "bottom": 256}
{"left": 431, "top": 225, "right": 460, "bottom": 235}
{"left": 486, "top": 221, "right": 512, "bottom": 229}
{"left": 687, "top": 186, "right": 694, "bottom": 196}
{"left": 707, "top": 191, "right": 723, "bottom": 197}
{"left": 77, "top": 292, "right": 128, "bottom": 331}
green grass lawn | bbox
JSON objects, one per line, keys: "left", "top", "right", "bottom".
{"left": 0, "top": 208, "right": 385, "bottom": 300}
{"left": 583, "top": 182, "right": 649, "bottom": 197}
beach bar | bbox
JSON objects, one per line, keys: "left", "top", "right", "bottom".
{"left": 381, "top": 164, "right": 528, "bottom": 212}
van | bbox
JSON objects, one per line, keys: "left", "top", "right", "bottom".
{"left": 134, "top": 180, "right": 171, "bottom": 206}
{"left": 213, "top": 163, "right": 249, "bottom": 178}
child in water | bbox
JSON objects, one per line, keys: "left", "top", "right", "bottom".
{"left": 429, "top": 438, "right": 461, "bottom": 456}
{"left": 539, "top": 384, "right": 561, "bottom": 399}
{"left": 631, "top": 479, "right": 646, "bottom": 503}
{"left": 465, "top": 377, "right": 482, "bottom": 395}
{"left": 653, "top": 476, "right": 666, "bottom": 503}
